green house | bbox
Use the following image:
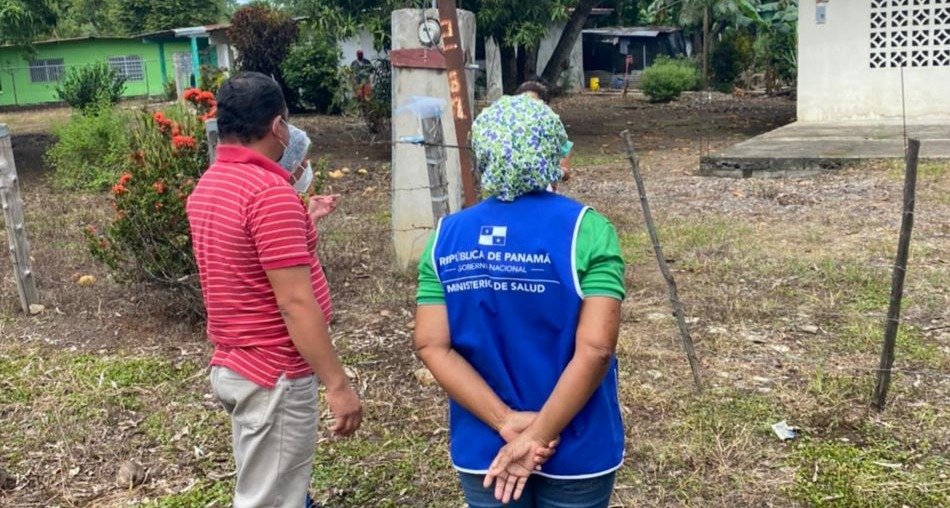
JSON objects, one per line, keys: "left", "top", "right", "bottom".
{"left": 0, "top": 37, "right": 201, "bottom": 107}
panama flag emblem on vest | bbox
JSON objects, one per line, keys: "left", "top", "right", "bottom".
{"left": 478, "top": 226, "right": 508, "bottom": 247}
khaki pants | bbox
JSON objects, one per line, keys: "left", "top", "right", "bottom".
{"left": 210, "top": 366, "right": 318, "bottom": 508}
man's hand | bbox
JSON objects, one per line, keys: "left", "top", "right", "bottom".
{"left": 325, "top": 383, "right": 362, "bottom": 437}
{"left": 308, "top": 194, "right": 340, "bottom": 223}
{"left": 483, "top": 433, "right": 551, "bottom": 503}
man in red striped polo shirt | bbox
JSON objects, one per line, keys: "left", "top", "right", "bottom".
{"left": 186, "top": 72, "right": 361, "bottom": 507}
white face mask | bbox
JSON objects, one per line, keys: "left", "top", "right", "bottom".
{"left": 277, "top": 123, "right": 314, "bottom": 193}
{"left": 293, "top": 161, "right": 315, "bottom": 194}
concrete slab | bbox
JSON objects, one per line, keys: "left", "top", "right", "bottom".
{"left": 700, "top": 120, "right": 950, "bottom": 178}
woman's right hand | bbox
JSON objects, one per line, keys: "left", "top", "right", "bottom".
{"left": 498, "top": 411, "right": 559, "bottom": 467}
{"left": 483, "top": 433, "right": 553, "bottom": 503}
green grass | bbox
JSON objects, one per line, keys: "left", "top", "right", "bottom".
{"left": 806, "top": 369, "right": 874, "bottom": 409}
{"left": 619, "top": 387, "right": 786, "bottom": 503}
{"left": 619, "top": 218, "right": 754, "bottom": 268}
{"left": 0, "top": 352, "right": 39, "bottom": 405}
{"left": 832, "top": 322, "right": 946, "bottom": 369}
{"left": 0, "top": 344, "right": 220, "bottom": 500}
{"left": 788, "top": 438, "right": 949, "bottom": 507}
{"left": 570, "top": 151, "right": 625, "bottom": 168}
{"left": 908, "top": 161, "right": 948, "bottom": 180}
{"left": 143, "top": 480, "right": 232, "bottom": 507}
{"left": 310, "top": 432, "right": 457, "bottom": 507}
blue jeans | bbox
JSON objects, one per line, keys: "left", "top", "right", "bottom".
{"left": 458, "top": 472, "right": 615, "bottom": 508}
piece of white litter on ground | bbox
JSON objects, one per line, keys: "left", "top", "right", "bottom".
{"left": 771, "top": 420, "right": 798, "bottom": 441}
{"left": 872, "top": 461, "right": 903, "bottom": 469}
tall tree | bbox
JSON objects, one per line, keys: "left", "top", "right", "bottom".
{"left": 115, "top": 0, "right": 223, "bottom": 34}
{"left": 288, "top": 0, "right": 427, "bottom": 47}
{"left": 461, "top": 0, "right": 573, "bottom": 93}
{"left": 0, "top": 0, "right": 57, "bottom": 45}
{"left": 228, "top": 4, "right": 299, "bottom": 104}
{"left": 539, "top": 0, "right": 598, "bottom": 87}
{"left": 50, "top": 0, "right": 123, "bottom": 37}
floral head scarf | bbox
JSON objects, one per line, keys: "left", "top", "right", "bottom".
{"left": 472, "top": 94, "right": 568, "bottom": 202}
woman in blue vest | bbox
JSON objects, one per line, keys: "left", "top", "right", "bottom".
{"left": 414, "top": 94, "right": 626, "bottom": 507}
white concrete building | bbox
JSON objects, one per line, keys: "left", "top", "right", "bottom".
{"left": 338, "top": 29, "right": 387, "bottom": 67}
{"left": 798, "top": 0, "right": 950, "bottom": 121}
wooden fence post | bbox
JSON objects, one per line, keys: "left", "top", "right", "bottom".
{"left": 437, "top": 0, "right": 478, "bottom": 208}
{"left": 622, "top": 130, "right": 703, "bottom": 392}
{"left": 421, "top": 115, "right": 451, "bottom": 221}
{"left": 872, "top": 139, "right": 920, "bottom": 411}
{"left": 0, "top": 124, "right": 40, "bottom": 313}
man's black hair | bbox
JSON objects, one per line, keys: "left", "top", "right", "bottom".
{"left": 216, "top": 72, "right": 287, "bottom": 143}
{"left": 515, "top": 77, "right": 552, "bottom": 103}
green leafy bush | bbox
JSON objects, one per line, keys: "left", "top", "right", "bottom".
{"left": 46, "top": 101, "right": 133, "bottom": 191}
{"left": 755, "top": 28, "right": 797, "bottom": 92}
{"left": 282, "top": 36, "right": 342, "bottom": 114}
{"left": 641, "top": 56, "right": 700, "bottom": 103}
{"left": 357, "top": 57, "right": 391, "bottom": 134}
{"left": 336, "top": 57, "right": 392, "bottom": 134}
{"left": 55, "top": 62, "right": 127, "bottom": 111}
{"left": 84, "top": 104, "right": 208, "bottom": 315}
{"left": 199, "top": 65, "right": 228, "bottom": 94}
{"left": 164, "top": 81, "right": 178, "bottom": 101}
{"left": 711, "top": 31, "right": 754, "bottom": 91}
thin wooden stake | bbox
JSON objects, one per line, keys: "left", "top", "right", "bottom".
{"left": 621, "top": 130, "right": 703, "bottom": 392}
{"left": 872, "top": 138, "right": 920, "bottom": 411}
{"left": 0, "top": 124, "right": 40, "bottom": 313}
{"left": 421, "top": 115, "right": 451, "bottom": 222}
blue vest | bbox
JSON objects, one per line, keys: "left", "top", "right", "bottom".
{"left": 432, "top": 192, "right": 624, "bottom": 478}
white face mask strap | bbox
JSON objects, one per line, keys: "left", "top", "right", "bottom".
{"left": 274, "top": 117, "right": 288, "bottom": 147}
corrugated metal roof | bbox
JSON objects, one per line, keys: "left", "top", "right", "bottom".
{"left": 2, "top": 36, "right": 135, "bottom": 48}
{"left": 137, "top": 16, "right": 305, "bottom": 40}
{"left": 583, "top": 26, "right": 680, "bottom": 38}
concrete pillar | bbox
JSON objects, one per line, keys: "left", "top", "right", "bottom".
{"left": 390, "top": 8, "right": 476, "bottom": 270}
{"left": 484, "top": 37, "right": 504, "bottom": 102}
{"left": 210, "top": 32, "right": 232, "bottom": 71}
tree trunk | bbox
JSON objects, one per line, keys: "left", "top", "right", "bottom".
{"left": 702, "top": 6, "right": 710, "bottom": 88}
{"left": 522, "top": 45, "right": 538, "bottom": 81}
{"left": 540, "top": 0, "right": 599, "bottom": 88}
{"left": 516, "top": 45, "right": 527, "bottom": 84}
{"left": 500, "top": 44, "right": 518, "bottom": 94}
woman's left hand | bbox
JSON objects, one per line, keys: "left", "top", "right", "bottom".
{"left": 483, "top": 434, "right": 552, "bottom": 503}
{"left": 308, "top": 194, "right": 340, "bottom": 223}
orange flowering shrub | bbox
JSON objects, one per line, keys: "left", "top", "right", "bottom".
{"left": 183, "top": 87, "right": 217, "bottom": 122}
{"left": 84, "top": 103, "right": 207, "bottom": 311}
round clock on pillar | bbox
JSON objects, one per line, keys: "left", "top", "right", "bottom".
{"left": 418, "top": 18, "right": 442, "bottom": 47}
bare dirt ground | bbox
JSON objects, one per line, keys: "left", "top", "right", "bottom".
{"left": 1, "top": 93, "right": 947, "bottom": 507}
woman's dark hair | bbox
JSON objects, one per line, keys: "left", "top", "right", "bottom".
{"left": 216, "top": 72, "right": 287, "bottom": 143}
{"left": 515, "top": 78, "right": 551, "bottom": 103}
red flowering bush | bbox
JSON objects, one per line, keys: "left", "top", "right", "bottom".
{"left": 183, "top": 87, "right": 217, "bottom": 122}
{"left": 84, "top": 104, "right": 208, "bottom": 314}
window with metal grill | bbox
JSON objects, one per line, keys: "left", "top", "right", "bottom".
{"left": 28, "top": 59, "right": 65, "bottom": 83}
{"left": 108, "top": 55, "right": 145, "bottom": 81}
